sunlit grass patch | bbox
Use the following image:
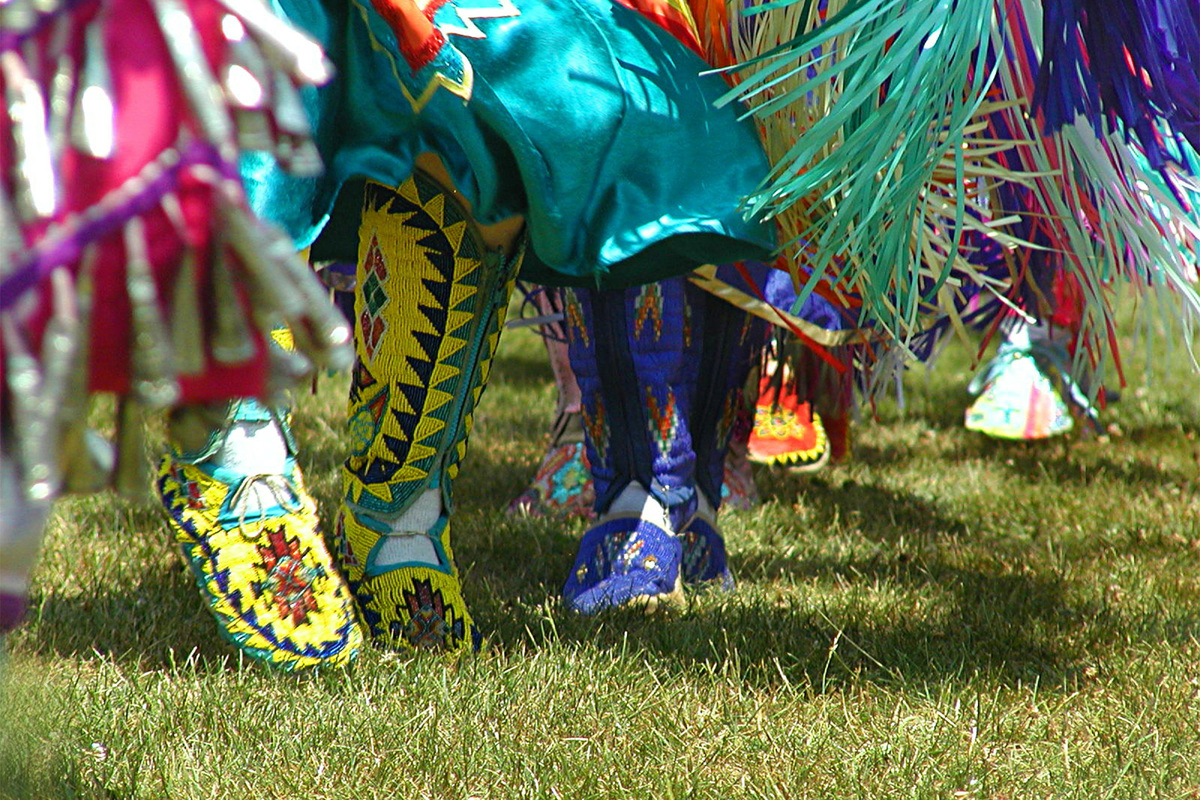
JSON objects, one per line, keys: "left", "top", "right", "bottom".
{"left": 3, "top": 316, "right": 1199, "bottom": 799}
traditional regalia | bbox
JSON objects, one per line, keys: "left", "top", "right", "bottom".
{"left": 558, "top": 264, "right": 771, "bottom": 612}
{"left": 506, "top": 285, "right": 596, "bottom": 519}
{"left": 313, "top": 0, "right": 1199, "bottom": 624}
{"left": 151, "top": 0, "right": 780, "bottom": 663}
{"left": 715, "top": 0, "right": 1199, "bottom": 393}
{"left": 527, "top": 0, "right": 1200, "bottom": 615}
{"left": 505, "top": 281, "right": 765, "bottom": 519}
{"left": 299, "top": 0, "right": 1195, "bottom": 633}
{"left": 0, "top": 0, "right": 354, "bottom": 639}
{"left": 507, "top": 262, "right": 855, "bottom": 615}
{"left": 660, "top": 0, "right": 1200, "bottom": 466}
{"left": 498, "top": 2, "right": 843, "bottom": 615}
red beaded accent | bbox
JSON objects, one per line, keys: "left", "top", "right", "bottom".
{"left": 370, "top": 0, "right": 448, "bottom": 71}
{"left": 403, "top": 27, "right": 446, "bottom": 71}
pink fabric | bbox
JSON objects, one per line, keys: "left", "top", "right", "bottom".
{"left": 3, "top": 0, "right": 268, "bottom": 403}
{"left": 531, "top": 289, "right": 582, "bottom": 415}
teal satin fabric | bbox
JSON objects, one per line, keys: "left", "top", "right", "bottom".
{"left": 244, "top": 0, "right": 775, "bottom": 288}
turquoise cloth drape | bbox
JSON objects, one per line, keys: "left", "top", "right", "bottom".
{"left": 243, "top": 0, "right": 775, "bottom": 288}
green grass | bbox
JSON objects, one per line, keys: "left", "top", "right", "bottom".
{"left": 3, "top": 319, "right": 1199, "bottom": 799}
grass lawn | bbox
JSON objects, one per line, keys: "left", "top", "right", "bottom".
{"left": 2, "top": 316, "right": 1199, "bottom": 799}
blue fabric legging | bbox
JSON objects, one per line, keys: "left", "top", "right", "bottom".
{"left": 565, "top": 270, "right": 768, "bottom": 529}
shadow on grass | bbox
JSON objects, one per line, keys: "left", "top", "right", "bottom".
{"left": 23, "top": 562, "right": 236, "bottom": 671}
{"left": 15, "top": 335, "right": 1197, "bottom": 695}
{"left": 455, "top": 447, "right": 1200, "bottom": 696}
{"left": 16, "top": 430, "right": 553, "bottom": 673}
{"left": 841, "top": 426, "right": 1196, "bottom": 490}
{"left": 473, "top": 541, "right": 1200, "bottom": 696}
{"left": 456, "top": 465, "right": 1015, "bottom": 691}
{"left": 19, "top": 452, "right": 1200, "bottom": 699}
{"left": 992, "top": 447, "right": 1196, "bottom": 490}
{"left": 464, "top": 505, "right": 1082, "bottom": 692}
{"left": 774, "top": 474, "right": 972, "bottom": 542}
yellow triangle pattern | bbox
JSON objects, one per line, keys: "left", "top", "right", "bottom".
{"left": 344, "top": 175, "right": 523, "bottom": 519}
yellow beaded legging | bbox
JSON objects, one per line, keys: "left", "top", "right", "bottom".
{"left": 335, "top": 172, "right": 522, "bottom": 652}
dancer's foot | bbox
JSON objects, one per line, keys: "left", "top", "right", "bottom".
{"left": 965, "top": 323, "right": 1085, "bottom": 440}
{"left": 335, "top": 489, "right": 477, "bottom": 655}
{"left": 720, "top": 441, "right": 759, "bottom": 510}
{"left": 157, "top": 400, "right": 362, "bottom": 670}
{"left": 508, "top": 412, "right": 594, "bottom": 518}
{"left": 562, "top": 484, "right": 686, "bottom": 615}
{"left": 747, "top": 395, "right": 830, "bottom": 472}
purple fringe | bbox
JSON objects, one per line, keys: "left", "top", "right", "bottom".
{"left": 1036, "top": 0, "right": 1199, "bottom": 172}
{"left": 0, "top": 0, "right": 93, "bottom": 52}
{"left": 0, "top": 141, "right": 240, "bottom": 313}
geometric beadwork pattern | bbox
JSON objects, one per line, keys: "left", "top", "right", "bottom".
{"left": 156, "top": 456, "right": 362, "bottom": 670}
{"left": 581, "top": 394, "right": 610, "bottom": 466}
{"left": 645, "top": 385, "right": 680, "bottom": 460}
{"left": 713, "top": 390, "right": 740, "bottom": 461}
{"left": 344, "top": 172, "right": 521, "bottom": 519}
{"left": 333, "top": 506, "right": 475, "bottom": 654}
{"left": 506, "top": 440, "right": 595, "bottom": 518}
{"left": 358, "top": 235, "right": 391, "bottom": 361}
{"left": 568, "top": 278, "right": 764, "bottom": 528}
{"left": 747, "top": 393, "right": 829, "bottom": 469}
{"left": 634, "top": 282, "right": 663, "bottom": 341}
{"left": 563, "top": 288, "right": 589, "bottom": 348}
{"left": 337, "top": 172, "right": 521, "bottom": 653}
{"left": 397, "top": 577, "right": 467, "bottom": 650}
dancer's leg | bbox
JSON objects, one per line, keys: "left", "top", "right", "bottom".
{"left": 508, "top": 287, "right": 594, "bottom": 518}
{"left": 681, "top": 284, "right": 768, "bottom": 586}
{"left": 562, "top": 276, "right": 765, "bottom": 613}
{"left": 720, "top": 403, "right": 759, "bottom": 511}
{"left": 334, "top": 170, "right": 523, "bottom": 653}
{"left": 561, "top": 277, "right": 698, "bottom": 613}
